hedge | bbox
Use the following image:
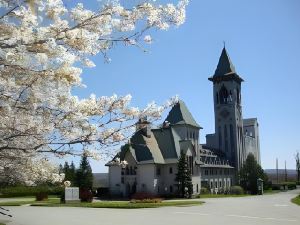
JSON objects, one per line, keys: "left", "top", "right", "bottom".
{"left": 0, "top": 186, "right": 63, "bottom": 198}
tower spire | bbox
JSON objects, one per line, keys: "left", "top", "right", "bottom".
{"left": 208, "top": 47, "right": 244, "bottom": 83}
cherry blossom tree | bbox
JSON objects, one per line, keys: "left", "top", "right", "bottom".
{"left": 0, "top": 0, "right": 187, "bottom": 185}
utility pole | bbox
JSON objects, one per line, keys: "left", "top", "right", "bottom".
{"left": 276, "top": 158, "right": 279, "bottom": 184}
{"left": 285, "top": 160, "right": 287, "bottom": 182}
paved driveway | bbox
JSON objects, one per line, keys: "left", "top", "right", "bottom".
{"left": 1, "top": 189, "right": 300, "bottom": 225}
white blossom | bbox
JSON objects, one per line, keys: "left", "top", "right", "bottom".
{"left": 0, "top": 0, "right": 188, "bottom": 185}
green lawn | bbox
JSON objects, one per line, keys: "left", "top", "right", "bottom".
{"left": 197, "top": 194, "right": 249, "bottom": 198}
{"left": 291, "top": 195, "right": 300, "bottom": 206}
{"left": 31, "top": 200, "right": 203, "bottom": 208}
{"left": 0, "top": 198, "right": 203, "bottom": 208}
{"left": 0, "top": 198, "right": 60, "bottom": 206}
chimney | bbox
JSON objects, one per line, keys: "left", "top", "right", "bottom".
{"left": 136, "top": 117, "right": 151, "bottom": 137}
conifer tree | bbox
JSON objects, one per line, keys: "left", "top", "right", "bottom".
{"left": 239, "top": 153, "right": 268, "bottom": 194}
{"left": 69, "top": 161, "right": 76, "bottom": 185}
{"left": 63, "top": 162, "right": 70, "bottom": 181}
{"left": 175, "top": 151, "right": 193, "bottom": 198}
{"left": 76, "top": 154, "right": 93, "bottom": 189}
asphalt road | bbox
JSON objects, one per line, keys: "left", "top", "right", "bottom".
{"left": 1, "top": 189, "right": 300, "bottom": 225}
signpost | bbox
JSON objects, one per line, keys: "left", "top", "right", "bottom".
{"left": 65, "top": 187, "right": 80, "bottom": 203}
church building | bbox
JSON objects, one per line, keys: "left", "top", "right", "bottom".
{"left": 106, "top": 48, "right": 260, "bottom": 197}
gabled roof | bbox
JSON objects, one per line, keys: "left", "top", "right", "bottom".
{"left": 165, "top": 100, "right": 201, "bottom": 128}
{"left": 130, "top": 129, "right": 165, "bottom": 164}
{"left": 208, "top": 47, "right": 244, "bottom": 83}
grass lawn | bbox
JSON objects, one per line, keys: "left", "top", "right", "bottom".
{"left": 291, "top": 195, "right": 300, "bottom": 206}
{"left": 31, "top": 200, "right": 203, "bottom": 208}
{"left": 0, "top": 198, "right": 60, "bottom": 206}
{"left": 264, "top": 189, "right": 281, "bottom": 195}
{"left": 197, "top": 194, "right": 249, "bottom": 198}
{"left": 0, "top": 198, "right": 203, "bottom": 208}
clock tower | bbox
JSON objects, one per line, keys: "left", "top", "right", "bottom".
{"left": 208, "top": 47, "right": 245, "bottom": 170}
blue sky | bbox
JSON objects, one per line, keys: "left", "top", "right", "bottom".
{"left": 69, "top": 0, "right": 300, "bottom": 172}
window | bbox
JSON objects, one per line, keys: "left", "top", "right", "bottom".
{"left": 169, "top": 167, "right": 173, "bottom": 174}
{"left": 197, "top": 184, "right": 199, "bottom": 193}
{"left": 210, "top": 181, "right": 213, "bottom": 188}
{"left": 205, "top": 170, "right": 208, "bottom": 175}
{"left": 215, "top": 181, "right": 218, "bottom": 188}
{"left": 121, "top": 168, "right": 125, "bottom": 175}
{"left": 158, "top": 186, "right": 160, "bottom": 193}
{"left": 237, "top": 89, "right": 240, "bottom": 104}
{"left": 133, "top": 166, "right": 137, "bottom": 175}
{"left": 130, "top": 166, "right": 133, "bottom": 175}
{"left": 126, "top": 167, "right": 129, "bottom": 175}
{"left": 216, "top": 93, "right": 219, "bottom": 104}
{"left": 219, "top": 85, "right": 229, "bottom": 104}
{"left": 219, "top": 181, "right": 222, "bottom": 188}
{"left": 219, "top": 169, "right": 223, "bottom": 175}
{"left": 224, "top": 125, "right": 228, "bottom": 152}
{"left": 156, "top": 167, "right": 161, "bottom": 176}
{"left": 170, "top": 185, "right": 173, "bottom": 193}
{"left": 230, "top": 124, "right": 234, "bottom": 153}
{"left": 121, "top": 177, "right": 124, "bottom": 184}
{"left": 218, "top": 126, "right": 222, "bottom": 148}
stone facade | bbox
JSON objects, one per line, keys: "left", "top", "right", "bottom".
{"left": 106, "top": 47, "right": 260, "bottom": 197}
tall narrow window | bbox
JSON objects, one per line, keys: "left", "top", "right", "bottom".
{"left": 218, "top": 126, "right": 222, "bottom": 148}
{"left": 224, "top": 125, "right": 228, "bottom": 152}
{"left": 230, "top": 124, "right": 234, "bottom": 153}
{"left": 237, "top": 89, "right": 240, "bottom": 105}
{"left": 219, "top": 85, "right": 229, "bottom": 104}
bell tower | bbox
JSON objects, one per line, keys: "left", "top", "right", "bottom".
{"left": 208, "top": 47, "right": 245, "bottom": 170}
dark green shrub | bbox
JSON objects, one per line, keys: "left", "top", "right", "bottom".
{"left": 230, "top": 186, "right": 244, "bottom": 195}
{"left": 80, "top": 189, "right": 93, "bottom": 202}
{"left": 0, "top": 185, "right": 64, "bottom": 198}
{"left": 36, "top": 192, "right": 48, "bottom": 201}
{"left": 272, "top": 184, "right": 281, "bottom": 190}
{"left": 200, "top": 187, "right": 209, "bottom": 194}
{"left": 131, "top": 192, "right": 156, "bottom": 200}
{"left": 282, "top": 182, "right": 296, "bottom": 190}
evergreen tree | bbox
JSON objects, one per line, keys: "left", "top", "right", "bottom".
{"left": 76, "top": 154, "right": 93, "bottom": 189}
{"left": 175, "top": 151, "right": 193, "bottom": 198}
{"left": 63, "top": 162, "right": 70, "bottom": 181}
{"left": 239, "top": 153, "right": 268, "bottom": 194}
{"left": 62, "top": 161, "right": 77, "bottom": 185}
{"left": 69, "top": 161, "right": 76, "bottom": 185}
{"left": 58, "top": 164, "right": 63, "bottom": 174}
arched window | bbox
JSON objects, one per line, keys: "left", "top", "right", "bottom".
{"left": 218, "top": 126, "right": 222, "bottom": 148}
{"left": 230, "top": 124, "right": 234, "bottom": 153}
{"left": 237, "top": 88, "right": 240, "bottom": 104}
{"left": 130, "top": 166, "right": 133, "bottom": 175}
{"left": 224, "top": 125, "right": 228, "bottom": 152}
{"left": 219, "top": 85, "right": 229, "bottom": 104}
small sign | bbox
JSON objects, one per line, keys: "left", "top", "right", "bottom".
{"left": 65, "top": 187, "right": 80, "bottom": 203}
